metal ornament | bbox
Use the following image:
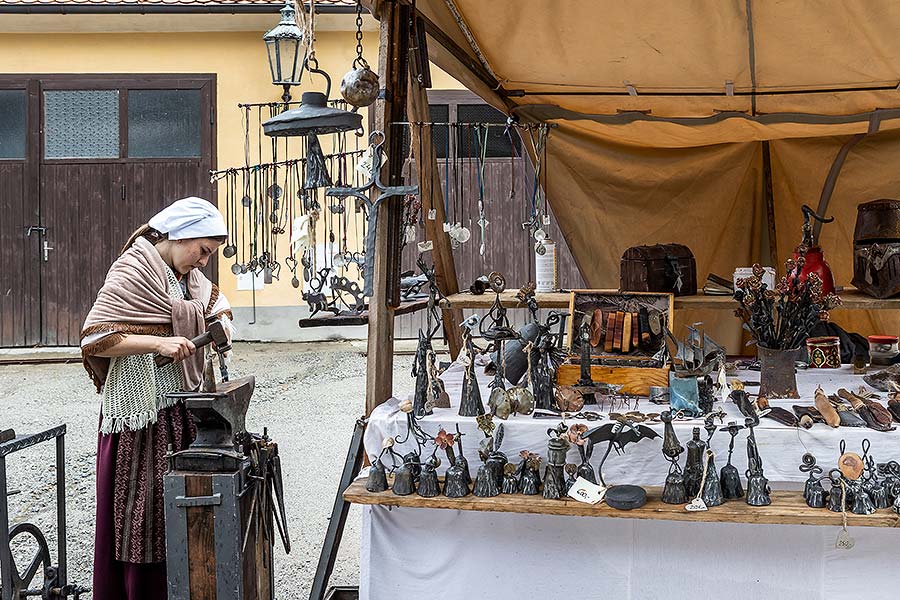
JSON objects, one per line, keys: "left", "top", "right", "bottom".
{"left": 340, "top": 1, "right": 379, "bottom": 108}
{"left": 325, "top": 131, "right": 418, "bottom": 296}
{"left": 700, "top": 420, "right": 724, "bottom": 507}
{"left": 799, "top": 453, "right": 827, "bottom": 508}
{"left": 719, "top": 421, "right": 745, "bottom": 500}
{"left": 543, "top": 423, "right": 570, "bottom": 500}
{"left": 660, "top": 410, "right": 687, "bottom": 504}
{"left": 683, "top": 427, "right": 706, "bottom": 498}
{"left": 365, "top": 456, "right": 389, "bottom": 493}
{"left": 744, "top": 417, "right": 771, "bottom": 506}
{"left": 502, "top": 463, "right": 520, "bottom": 494}
{"left": 416, "top": 454, "right": 441, "bottom": 498}
{"left": 458, "top": 317, "right": 486, "bottom": 417}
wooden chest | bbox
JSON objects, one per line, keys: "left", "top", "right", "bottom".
{"left": 852, "top": 199, "right": 900, "bottom": 299}
{"left": 620, "top": 243, "right": 697, "bottom": 297}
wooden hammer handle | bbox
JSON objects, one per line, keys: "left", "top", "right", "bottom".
{"left": 154, "top": 330, "right": 213, "bottom": 367}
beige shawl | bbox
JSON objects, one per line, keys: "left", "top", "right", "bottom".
{"left": 81, "top": 236, "right": 223, "bottom": 393}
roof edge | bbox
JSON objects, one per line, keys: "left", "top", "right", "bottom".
{"left": 0, "top": 4, "right": 358, "bottom": 15}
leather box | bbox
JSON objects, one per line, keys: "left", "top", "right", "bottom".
{"left": 852, "top": 199, "right": 900, "bottom": 299}
{"left": 620, "top": 243, "right": 697, "bottom": 297}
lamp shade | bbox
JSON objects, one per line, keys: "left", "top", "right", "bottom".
{"left": 264, "top": 0, "right": 305, "bottom": 87}
{"left": 263, "top": 91, "right": 363, "bottom": 137}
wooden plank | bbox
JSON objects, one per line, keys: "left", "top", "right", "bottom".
{"left": 299, "top": 298, "right": 429, "bottom": 328}
{"left": 444, "top": 288, "right": 900, "bottom": 311}
{"left": 343, "top": 479, "right": 900, "bottom": 528}
{"left": 407, "top": 69, "right": 463, "bottom": 359}
{"left": 366, "top": 0, "right": 411, "bottom": 415}
{"left": 185, "top": 475, "right": 217, "bottom": 600}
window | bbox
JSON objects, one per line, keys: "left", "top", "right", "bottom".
{"left": 456, "top": 103, "right": 519, "bottom": 158}
{"left": 128, "top": 89, "right": 201, "bottom": 158}
{"left": 44, "top": 90, "right": 119, "bottom": 159}
{"left": 0, "top": 90, "right": 26, "bottom": 159}
{"left": 402, "top": 103, "right": 449, "bottom": 159}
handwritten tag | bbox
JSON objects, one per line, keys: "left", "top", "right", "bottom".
{"left": 835, "top": 529, "right": 855, "bottom": 550}
{"left": 443, "top": 222, "right": 452, "bottom": 233}
{"left": 567, "top": 477, "right": 607, "bottom": 505}
{"left": 685, "top": 498, "right": 708, "bottom": 512}
{"left": 417, "top": 241, "right": 433, "bottom": 253}
{"left": 543, "top": 215, "right": 551, "bottom": 225}
{"left": 427, "top": 208, "right": 437, "bottom": 221}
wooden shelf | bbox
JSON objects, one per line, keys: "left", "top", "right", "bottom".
{"left": 344, "top": 479, "right": 900, "bottom": 528}
{"left": 298, "top": 298, "right": 428, "bottom": 328}
{"left": 443, "top": 288, "right": 899, "bottom": 311}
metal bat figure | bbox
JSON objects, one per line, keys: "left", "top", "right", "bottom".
{"left": 581, "top": 420, "right": 661, "bottom": 486}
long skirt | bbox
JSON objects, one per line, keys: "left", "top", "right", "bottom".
{"left": 93, "top": 403, "right": 195, "bottom": 600}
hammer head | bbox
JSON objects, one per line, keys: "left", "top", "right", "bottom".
{"left": 208, "top": 320, "right": 232, "bottom": 353}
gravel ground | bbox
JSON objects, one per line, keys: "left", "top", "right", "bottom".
{"left": 0, "top": 342, "right": 414, "bottom": 597}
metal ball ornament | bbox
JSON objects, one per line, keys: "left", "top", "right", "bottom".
{"left": 340, "top": 64, "right": 379, "bottom": 108}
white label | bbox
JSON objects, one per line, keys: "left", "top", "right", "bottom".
{"left": 543, "top": 215, "right": 551, "bottom": 225}
{"left": 685, "top": 497, "right": 708, "bottom": 512}
{"left": 427, "top": 208, "right": 437, "bottom": 220}
{"left": 443, "top": 222, "right": 452, "bottom": 233}
{"left": 534, "top": 240, "right": 557, "bottom": 292}
{"left": 417, "top": 241, "right": 434, "bottom": 253}
{"left": 567, "top": 477, "right": 607, "bottom": 505}
{"left": 236, "top": 270, "right": 265, "bottom": 291}
{"left": 835, "top": 529, "right": 855, "bottom": 550}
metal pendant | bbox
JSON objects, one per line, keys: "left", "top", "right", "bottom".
{"left": 223, "top": 244, "right": 237, "bottom": 258}
{"left": 241, "top": 195, "right": 252, "bottom": 208}
{"left": 340, "top": 65, "right": 380, "bottom": 108}
{"left": 230, "top": 263, "right": 242, "bottom": 275}
{"left": 268, "top": 184, "right": 283, "bottom": 199}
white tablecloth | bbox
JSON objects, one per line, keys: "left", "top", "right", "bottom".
{"left": 359, "top": 364, "right": 900, "bottom": 600}
{"left": 360, "top": 505, "right": 900, "bottom": 600}
{"left": 365, "top": 363, "right": 897, "bottom": 486}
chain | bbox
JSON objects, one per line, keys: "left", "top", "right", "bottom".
{"left": 354, "top": 0, "right": 369, "bottom": 69}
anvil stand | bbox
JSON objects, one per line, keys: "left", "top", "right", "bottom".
{"left": 164, "top": 374, "right": 288, "bottom": 600}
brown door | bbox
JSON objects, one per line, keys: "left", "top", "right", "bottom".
{"left": 38, "top": 79, "right": 216, "bottom": 346}
{"left": 0, "top": 84, "right": 41, "bottom": 345}
{"left": 0, "top": 75, "right": 215, "bottom": 347}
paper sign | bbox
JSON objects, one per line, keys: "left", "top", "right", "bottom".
{"left": 835, "top": 529, "right": 855, "bottom": 550}
{"left": 685, "top": 497, "right": 708, "bottom": 512}
{"left": 567, "top": 477, "right": 607, "bottom": 505}
{"left": 417, "top": 241, "right": 434, "bottom": 253}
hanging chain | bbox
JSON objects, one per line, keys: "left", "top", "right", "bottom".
{"left": 354, "top": 0, "right": 369, "bottom": 69}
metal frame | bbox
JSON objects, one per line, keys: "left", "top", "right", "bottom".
{"left": 0, "top": 425, "right": 67, "bottom": 600}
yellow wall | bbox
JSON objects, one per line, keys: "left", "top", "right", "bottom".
{"left": 0, "top": 29, "right": 463, "bottom": 308}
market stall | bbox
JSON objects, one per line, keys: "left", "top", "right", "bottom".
{"left": 307, "top": 2, "right": 900, "bottom": 599}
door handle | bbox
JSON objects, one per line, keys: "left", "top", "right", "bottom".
{"left": 43, "top": 240, "right": 54, "bottom": 262}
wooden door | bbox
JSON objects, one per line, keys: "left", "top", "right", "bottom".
{"left": 35, "top": 77, "right": 215, "bottom": 346}
{"left": 0, "top": 83, "right": 41, "bottom": 346}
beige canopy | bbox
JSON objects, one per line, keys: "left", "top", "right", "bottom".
{"left": 374, "top": 0, "right": 900, "bottom": 349}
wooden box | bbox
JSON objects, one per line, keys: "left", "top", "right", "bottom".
{"left": 620, "top": 243, "right": 697, "bottom": 297}
{"left": 557, "top": 290, "right": 672, "bottom": 395}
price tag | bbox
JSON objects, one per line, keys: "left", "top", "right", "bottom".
{"left": 417, "top": 241, "right": 433, "bottom": 253}
{"left": 443, "top": 222, "right": 452, "bottom": 233}
{"left": 427, "top": 208, "right": 437, "bottom": 221}
{"left": 543, "top": 215, "right": 551, "bottom": 225}
{"left": 835, "top": 529, "right": 855, "bottom": 550}
{"left": 567, "top": 477, "right": 607, "bottom": 505}
{"left": 685, "top": 497, "right": 708, "bottom": 512}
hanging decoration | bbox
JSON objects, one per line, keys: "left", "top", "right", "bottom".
{"left": 340, "top": 0, "right": 380, "bottom": 109}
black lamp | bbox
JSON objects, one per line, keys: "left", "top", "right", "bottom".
{"left": 264, "top": 0, "right": 306, "bottom": 103}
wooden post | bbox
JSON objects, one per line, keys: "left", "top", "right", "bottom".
{"left": 762, "top": 140, "right": 778, "bottom": 267}
{"left": 366, "top": 0, "right": 411, "bottom": 415}
{"left": 407, "top": 71, "right": 464, "bottom": 359}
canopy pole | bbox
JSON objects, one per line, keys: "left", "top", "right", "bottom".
{"left": 762, "top": 140, "right": 777, "bottom": 267}
{"left": 366, "top": 0, "right": 411, "bottom": 415}
{"left": 407, "top": 68, "right": 463, "bottom": 359}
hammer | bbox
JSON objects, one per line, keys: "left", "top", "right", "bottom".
{"left": 154, "top": 320, "right": 231, "bottom": 368}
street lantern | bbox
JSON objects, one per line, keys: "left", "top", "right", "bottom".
{"left": 264, "top": 0, "right": 305, "bottom": 103}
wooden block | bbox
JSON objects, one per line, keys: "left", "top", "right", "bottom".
{"left": 343, "top": 480, "right": 900, "bottom": 528}
{"left": 604, "top": 311, "right": 616, "bottom": 352}
{"left": 612, "top": 311, "right": 625, "bottom": 351}
{"left": 622, "top": 312, "right": 633, "bottom": 352}
{"left": 631, "top": 312, "right": 639, "bottom": 348}
{"left": 556, "top": 364, "right": 669, "bottom": 395}
{"left": 590, "top": 308, "right": 603, "bottom": 347}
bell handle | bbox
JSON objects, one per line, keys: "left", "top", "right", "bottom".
{"left": 305, "top": 56, "right": 333, "bottom": 99}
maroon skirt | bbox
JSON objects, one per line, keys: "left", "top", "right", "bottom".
{"left": 93, "top": 402, "right": 195, "bottom": 600}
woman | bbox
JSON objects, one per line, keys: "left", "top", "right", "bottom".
{"left": 81, "top": 197, "right": 233, "bottom": 600}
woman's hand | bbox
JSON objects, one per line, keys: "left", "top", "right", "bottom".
{"left": 155, "top": 336, "right": 196, "bottom": 363}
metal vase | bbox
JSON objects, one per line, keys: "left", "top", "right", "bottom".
{"left": 757, "top": 345, "right": 801, "bottom": 399}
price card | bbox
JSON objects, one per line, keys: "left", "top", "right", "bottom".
{"left": 685, "top": 498, "right": 708, "bottom": 512}
{"left": 567, "top": 477, "right": 607, "bottom": 505}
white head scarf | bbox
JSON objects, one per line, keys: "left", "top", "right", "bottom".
{"left": 148, "top": 197, "right": 228, "bottom": 241}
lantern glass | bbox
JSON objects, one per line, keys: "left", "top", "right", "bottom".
{"left": 263, "top": 0, "right": 305, "bottom": 88}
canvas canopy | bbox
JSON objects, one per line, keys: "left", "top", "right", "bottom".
{"left": 370, "top": 0, "right": 900, "bottom": 349}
